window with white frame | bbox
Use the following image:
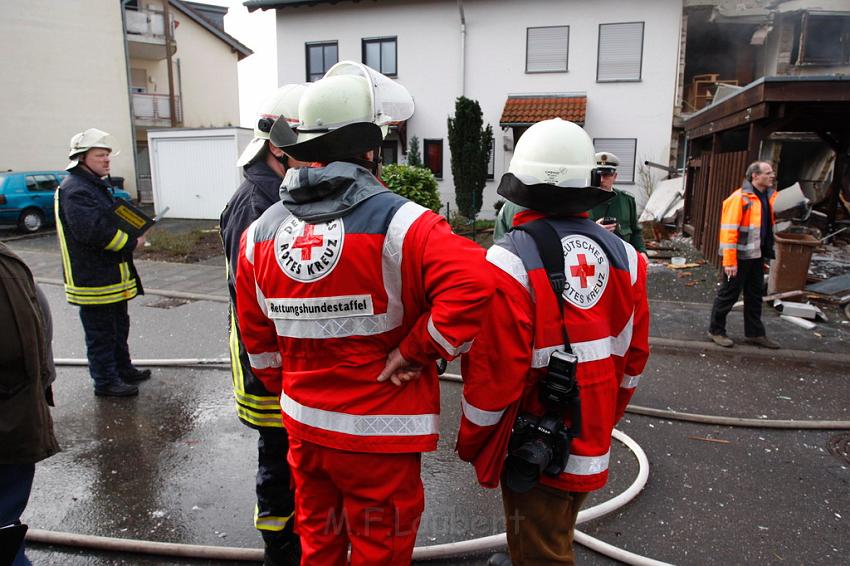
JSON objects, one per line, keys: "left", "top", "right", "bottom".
{"left": 593, "top": 138, "right": 637, "bottom": 183}
{"left": 526, "top": 26, "right": 569, "bottom": 73}
{"left": 363, "top": 37, "right": 397, "bottom": 76}
{"left": 597, "top": 22, "right": 644, "bottom": 82}
{"left": 306, "top": 41, "right": 338, "bottom": 82}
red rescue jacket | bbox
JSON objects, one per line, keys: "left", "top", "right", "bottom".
{"left": 235, "top": 162, "right": 492, "bottom": 454}
{"left": 457, "top": 210, "right": 649, "bottom": 492}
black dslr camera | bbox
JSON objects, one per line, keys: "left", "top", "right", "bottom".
{"left": 503, "top": 350, "right": 582, "bottom": 493}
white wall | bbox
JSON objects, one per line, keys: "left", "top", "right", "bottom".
{"left": 275, "top": 0, "right": 682, "bottom": 218}
{"left": 0, "top": 0, "right": 136, "bottom": 195}
{"left": 172, "top": 3, "right": 242, "bottom": 127}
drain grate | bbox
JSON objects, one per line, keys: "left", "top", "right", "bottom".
{"left": 146, "top": 297, "right": 192, "bottom": 309}
{"left": 827, "top": 433, "right": 850, "bottom": 465}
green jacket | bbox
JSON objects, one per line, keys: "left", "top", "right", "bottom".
{"left": 494, "top": 201, "right": 527, "bottom": 240}
{"left": 588, "top": 188, "right": 646, "bottom": 252}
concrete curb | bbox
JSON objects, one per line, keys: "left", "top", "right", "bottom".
{"left": 649, "top": 336, "right": 850, "bottom": 366}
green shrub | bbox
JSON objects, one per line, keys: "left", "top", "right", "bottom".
{"left": 382, "top": 164, "right": 442, "bottom": 212}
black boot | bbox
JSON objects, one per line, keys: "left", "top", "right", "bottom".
{"left": 94, "top": 381, "right": 139, "bottom": 397}
{"left": 120, "top": 367, "right": 152, "bottom": 383}
{"left": 263, "top": 526, "right": 301, "bottom": 566}
{"left": 488, "top": 552, "right": 513, "bottom": 566}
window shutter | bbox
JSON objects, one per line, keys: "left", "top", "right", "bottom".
{"left": 597, "top": 22, "right": 644, "bottom": 81}
{"left": 593, "top": 138, "right": 637, "bottom": 183}
{"left": 527, "top": 26, "right": 569, "bottom": 73}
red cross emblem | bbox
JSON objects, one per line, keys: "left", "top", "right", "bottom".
{"left": 292, "top": 224, "right": 324, "bottom": 261}
{"left": 569, "top": 254, "right": 596, "bottom": 288}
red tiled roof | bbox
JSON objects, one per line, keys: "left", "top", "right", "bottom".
{"left": 499, "top": 95, "right": 587, "bottom": 126}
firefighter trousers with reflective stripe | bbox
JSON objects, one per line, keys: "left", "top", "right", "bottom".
{"left": 287, "top": 437, "right": 424, "bottom": 566}
{"left": 709, "top": 258, "right": 766, "bottom": 338}
{"left": 78, "top": 301, "right": 133, "bottom": 388}
{"left": 501, "top": 483, "right": 589, "bottom": 566}
{"left": 256, "top": 427, "right": 296, "bottom": 542}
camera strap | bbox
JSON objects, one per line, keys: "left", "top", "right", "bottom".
{"left": 513, "top": 219, "right": 574, "bottom": 355}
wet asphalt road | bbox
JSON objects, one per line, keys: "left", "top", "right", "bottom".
{"left": 21, "top": 284, "right": 850, "bottom": 565}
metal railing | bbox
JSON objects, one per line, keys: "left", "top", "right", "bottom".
{"left": 132, "top": 92, "right": 182, "bottom": 125}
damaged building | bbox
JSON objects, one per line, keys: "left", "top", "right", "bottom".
{"left": 673, "top": 0, "right": 850, "bottom": 266}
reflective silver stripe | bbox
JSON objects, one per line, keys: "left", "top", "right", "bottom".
{"left": 247, "top": 351, "right": 282, "bottom": 369}
{"left": 720, "top": 224, "right": 739, "bottom": 230}
{"left": 461, "top": 396, "right": 505, "bottom": 427}
{"left": 428, "top": 316, "right": 473, "bottom": 357}
{"left": 256, "top": 283, "right": 269, "bottom": 317}
{"left": 246, "top": 221, "right": 257, "bottom": 265}
{"left": 531, "top": 345, "right": 564, "bottom": 368}
{"left": 718, "top": 243, "right": 736, "bottom": 250}
{"left": 281, "top": 392, "right": 439, "bottom": 436}
{"left": 625, "top": 242, "right": 638, "bottom": 285}
{"left": 272, "top": 202, "right": 426, "bottom": 339}
{"left": 532, "top": 314, "right": 634, "bottom": 366}
{"left": 487, "top": 245, "right": 529, "bottom": 291}
{"left": 564, "top": 449, "right": 610, "bottom": 476}
{"left": 621, "top": 373, "right": 641, "bottom": 389}
{"left": 738, "top": 242, "right": 760, "bottom": 250}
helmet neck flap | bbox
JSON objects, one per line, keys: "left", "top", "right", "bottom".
{"left": 497, "top": 173, "right": 614, "bottom": 216}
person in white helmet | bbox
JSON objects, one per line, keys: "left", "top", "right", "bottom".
{"left": 456, "top": 119, "right": 650, "bottom": 565}
{"left": 55, "top": 128, "right": 149, "bottom": 397}
{"left": 233, "top": 62, "right": 492, "bottom": 565}
{"left": 220, "top": 85, "right": 308, "bottom": 566}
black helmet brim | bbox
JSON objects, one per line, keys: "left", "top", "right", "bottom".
{"left": 496, "top": 173, "right": 614, "bottom": 216}
{"left": 279, "top": 122, "right": 383, "bottom": 163}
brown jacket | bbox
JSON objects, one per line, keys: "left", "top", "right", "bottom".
{"left": 0, "top": 243, "right": 59, "bottom": 464}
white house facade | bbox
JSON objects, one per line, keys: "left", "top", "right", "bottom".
{"left": 248, "top": 0, "right": 683, "bottom": 218}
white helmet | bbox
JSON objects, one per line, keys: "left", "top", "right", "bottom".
{"left": 66, "top": 128, "right": 119, "bottom": 170}
{"left": 273, "top": 61, "right": 414, "bottom": 163}
{"left": 237, "top": 84, "right": 306, "bottom": 167}
{"left": 497, "top": 118, "right": 611, "bottom": 215}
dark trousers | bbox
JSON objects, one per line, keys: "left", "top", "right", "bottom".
{"left": 257, "top": 427, "right": 297, "bottom": 548}
{"left": 0, "top": 463, "right": 35, "bottom": 566}
{"left": 78, "top": 301, "right": 133, "bottom": 389}
{"left": 709, "top": 258, "right": 766, "bottom": 338}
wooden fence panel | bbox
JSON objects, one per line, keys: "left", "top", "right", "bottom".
{"left": 692, "top": 150, "right": 748, "bottom": 267}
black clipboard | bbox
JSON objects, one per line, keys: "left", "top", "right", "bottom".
{"left": 109, "top": 200, "right": 157, "bottom": 238}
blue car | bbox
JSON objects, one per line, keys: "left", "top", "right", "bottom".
{"left": 0, "top": 170, "right": 132, "bottom": 233}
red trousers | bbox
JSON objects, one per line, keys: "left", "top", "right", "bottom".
{"left": 287, "top": 437, "right": 424, "bottom": 565}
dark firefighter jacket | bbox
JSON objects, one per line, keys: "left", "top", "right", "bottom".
{"left": 55, "top": 167, "right": 142, "bottom": 306}
{"left": 220, "top": 161, "right": 284, "bottom": 429}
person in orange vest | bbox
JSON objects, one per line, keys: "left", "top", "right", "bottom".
{"left": 708, "top": 161, "right": 780, "bottom": 349}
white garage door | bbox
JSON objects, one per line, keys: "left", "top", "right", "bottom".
{"left": 152, "top": 135, "right": 237, "bottom": 219}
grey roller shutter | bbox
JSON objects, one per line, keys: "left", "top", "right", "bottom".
{"left": 594, "top": 138, "right": 637, "bottom": 183}
{"left": 526, "top": 26, "right": 569, "bottom": 73}
{"left": 597, "top": 22, "right": 644, "bottom": 81}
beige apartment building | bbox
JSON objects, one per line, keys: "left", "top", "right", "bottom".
{"left": 0, "top": 0, "right": 250, "bottom": 198}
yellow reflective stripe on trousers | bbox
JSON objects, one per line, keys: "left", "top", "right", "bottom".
{"left": 254, "top": 505, "right": 292, "bottom": 531}
{"left": 236, "top": 405, "right": 283, "bottom": 428}
{"left": 67, "top": 287, "right": 138, "bottom": 305}
{"left": 230, "top": 311, "right": 284, "bottom": 427}
{"left": 105, "top": 229, "right": 129, "bottom": 252}
{"left": 65, "top": 278, "right": 137, "bottom": 295}
{"left": 54, "top": 190, "right": 75, "bottom": 287}
{"left": 234, "top": 389, "right": 280, "bottom": 410}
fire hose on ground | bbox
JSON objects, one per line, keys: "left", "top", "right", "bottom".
{"left": 26, "top": 358, "right": 850, "bottom": 564}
